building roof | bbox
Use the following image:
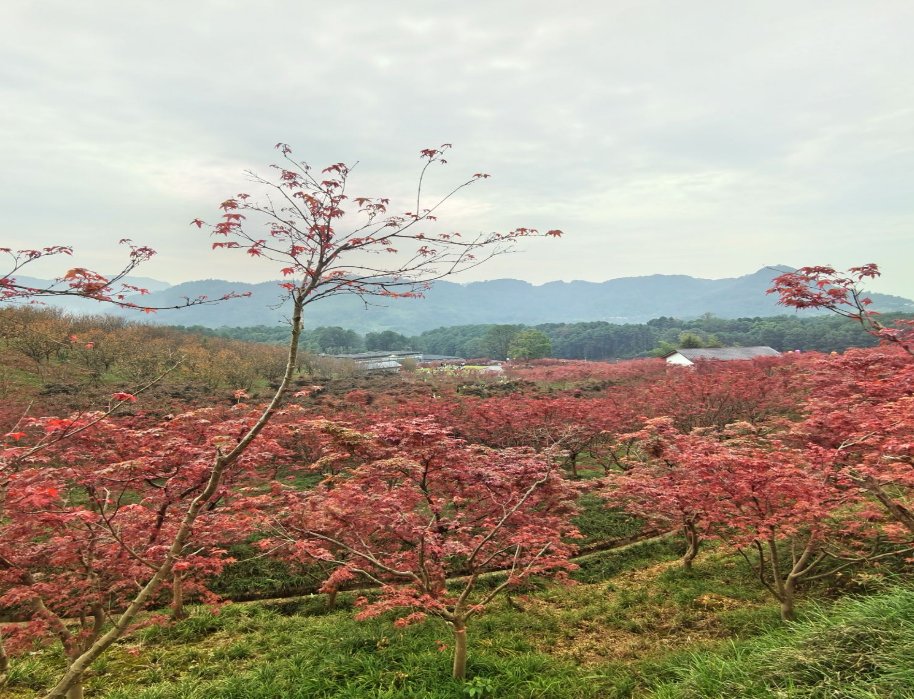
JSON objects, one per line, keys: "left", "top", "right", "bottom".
{"left": 330, "top": 351, "right": 421, "bottom": 360}
{"left": 329, "top": 351, "right": 466, "bottom": 363}
{"left": 664, "top": 346, "right": 781, "bottom": 361}
{"left": 362, "top": 360, "right": 404, "bottom": 371}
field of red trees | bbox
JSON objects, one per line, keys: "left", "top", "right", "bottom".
{"left": 3, "top": 318, "right": 914, "bottom": 695}
{"left": 3, "top": 145, "right": 914, "bottom": 698}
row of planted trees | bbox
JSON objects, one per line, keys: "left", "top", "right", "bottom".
{"left": 4, "top": 327, "right": 914, "bottom": 694}
{"left": 0, "top": 398, "right": 582, "bottom": 690}
{"left": 609, "top": 266, "right": 914, "bottom": 620}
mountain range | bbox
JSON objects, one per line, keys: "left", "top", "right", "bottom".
{"left": 11, "top": 268, "right": 914, "bottom": 335}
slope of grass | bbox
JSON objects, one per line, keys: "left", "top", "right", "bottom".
{"left": 641, "top": 587, "right": 914, "bottom": 698}
{"left": 7, "top": 541, "right": 912, "bottom": 699}
{"left": 4, "top": 543, "right": 769, "bottom": 699}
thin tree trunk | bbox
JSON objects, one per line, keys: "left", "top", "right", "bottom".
{"left": 681, "top": 521, "right": 700, "bottom": 570}
{"left": 766, "top": 537, "right": 798, "bottom": 622}
{"left": 780, "top": 592, "right": 795, "bottom": 622}
{"left": 65, "top": 676, "right": 83, "bottom": 699}
{"left": 858, "top": 474, "right": 914, "bottom": 534}
{"left": 452, "top": 620, "right": 468, "bottom": 680}
{"left": 64, "top": 650, "right": 85, "bottom": 699}
{"left": 171, "top": 573, "right": 186, "bottom": 621}
{"left": 326, "top": 586, "right": 338, "bottom": 611}
{"left": 0, "top": 628, "right": 9, "bottom": 690}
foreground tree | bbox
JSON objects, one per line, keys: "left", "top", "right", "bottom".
{"left": 790, "top": 347, "right": 914, "bottom": 537}
{"left": 1, "top": 143, "right": 560, "bottom": 698}
{"left": 0, "top": 405, "right": 278, "bottom": 697}
{"left": 268, "top": 418, "right": 580, "bottom": 679}
{"left": 604, "top": 419, "right": 715, "bottom": 570}
{"left": 771, "top": 264, "right": 914, "bottom": 534}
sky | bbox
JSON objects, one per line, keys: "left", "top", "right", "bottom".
{"left": 2, "top": 0, "right": 913, "bottom": 299}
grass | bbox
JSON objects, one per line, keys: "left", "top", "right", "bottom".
{"left": 6, "top": 532, "right": 912, "bottom": 699}
{"left": 8, "top": 542, "right": 821, "bottom": 699}
{"left": 571, "top": 495, "right": 645, "bottom": 548}
{"left": 641, "top": 588, "right": 914, "bottom": 698}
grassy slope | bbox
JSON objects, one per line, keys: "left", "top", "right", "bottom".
{"left": 4, "top": 355, "right": 912, "bottom": 697}
{"left": 0, "top": 541, "right": 782, "bottom": 698}
{"left": 7, "top": 539, "right": 914, "bottom": 698}
{"left": 644, "top": 588, "right": 914, "bottom": 698}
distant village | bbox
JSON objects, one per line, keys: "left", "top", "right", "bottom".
{"left": 328, "top": 346, "right": 783, "bottom": 372}
{"left": 327, "top": 351, "right": 506, "bottom": 373}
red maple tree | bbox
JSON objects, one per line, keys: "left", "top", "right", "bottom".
{"left": 769, "top": 264, "right": 914, "bottom": 357}
{"left": 264, "top": 418, "right": 580, "bottom": 679}
{"left": 607, "top": 418, "right": 893, "bottom": 620}
{"left": 0, "top": 239, "right": 250, "bottom": 312}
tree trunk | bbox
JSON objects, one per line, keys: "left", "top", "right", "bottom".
{"left": 65, "top": 677, "right": 83, "bottom": 699}
{"left": 568, "top": 453, "right": 580, "bottom": 480}
{"left": 64, "top": 654, "right": 84, "bottom": 699}
{"left": 780, "top": 595, "right": 795, "bottom": 622}
{"left": 452, "top": 621, "right": 468, "bottom": 680}
{"left": 326, "top": 586, "right": 338, "bottom": 611}
{"left": 780, "top": 576, "right": 797, "bottom": 622}
{"left": 171, "top": 573, "right": 186, "bottom": 620}
{"left": 859, "top": 474, "right": 914, "bottom": 535}
{"left": 681, "top": 521, "right": 700, "bottom": 570}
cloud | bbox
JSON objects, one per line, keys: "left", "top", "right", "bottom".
{"left": 2, "top": 0, "right": 912, "bottom": 298}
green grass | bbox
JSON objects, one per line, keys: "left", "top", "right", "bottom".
{"left": 206, "top": 543, "right": 325, "bottom": 600}
{"left": 571, "top": 495, "right": 646, "bottom": 548}
{"left": 209, "top": 495, "right": 650, "bottom": 601}
{"left": 641, "top": 587, "right": 914, "bottom": 698}
{"left": 1, "top": 546, "right": 779, "bottom": 698}
{"left": 571, "top": 535, "right": 683, "bottom": 584}
{"left": 8, "top": 546, "right": 914, "bottom": 698}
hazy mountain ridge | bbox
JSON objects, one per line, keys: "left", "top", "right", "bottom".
{"left": 11, "top": 268, "right": 913, "bottom": 335}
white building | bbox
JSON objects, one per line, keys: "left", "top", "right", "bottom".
{"left": 663, "top": 346, "right": 781, "bottom": 366}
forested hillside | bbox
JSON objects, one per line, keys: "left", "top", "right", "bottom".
{"left": 176, "top": 312, "right": 911, "bottom": 359}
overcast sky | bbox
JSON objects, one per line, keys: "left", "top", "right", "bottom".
{"left": 2, "top": 0, "right": 912, "bottom": 299}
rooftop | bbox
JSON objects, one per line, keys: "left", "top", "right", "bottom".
{"left": 665, "top": 346, "right": 781, "bottom": 361}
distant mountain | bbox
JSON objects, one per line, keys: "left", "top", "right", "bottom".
{"left": 82, "top": 267, "right": 911, "bottom": 334}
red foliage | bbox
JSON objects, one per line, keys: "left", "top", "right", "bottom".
{"left": 197, "top": 143, "right": 559, "bottom": 305}
{"left": 0, "top": 241, "right": 250, "bottom": 311}
{"left": 606, "top": 418, "right": 875, "bottom": 619}
{"left": 267, "top": 417, "right": 580, "bottom": 676}
{"left": 1, "top": 142, "right": 565, "bottom": 695}
{"left": 769, "top": 264, "right": 914, "bottom": 357}
{"left": 0, "top": 405, "right": 294, "bottom": 656}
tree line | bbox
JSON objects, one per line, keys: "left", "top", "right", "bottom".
{"left": 175, "top": 311, "right": 910, "bottom": 360}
